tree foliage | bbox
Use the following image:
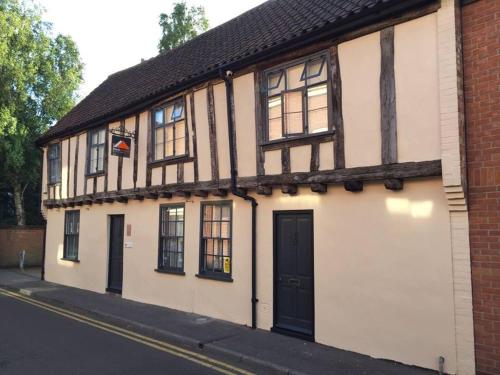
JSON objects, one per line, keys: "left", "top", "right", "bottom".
{"left": 158, "top": 1, "right": 208, "bottom": 53}
{"left": 0, "top": 0, "right": 83, "bottom": 225}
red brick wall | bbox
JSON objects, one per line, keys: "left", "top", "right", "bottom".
{"left": 463, "top": 1, "right": 500, "bottom": 374}
{"left": 0, "top": 226, "right": 44, "bottom": 267}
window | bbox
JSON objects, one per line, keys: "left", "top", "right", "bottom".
{"left": 264, "top": 53, "right": 330, "bottom": 141}
{"left": 87, "top": 127, "right": 106, "bottom": 174}
{"left": 63, "top": 210, "right": 80, "bottom": 260}
{"left": 153, "top": 99, "right": 187, "bottom": 161}
{"left": 200, "top": 202, "right": 232, "bottom": 278}
{"left": 48, "top": 143, "right": 61, "bottom": 184}
{"left": 158, "top": 204, "right": 185, "bottom": 272}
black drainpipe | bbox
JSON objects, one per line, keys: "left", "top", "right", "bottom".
{"left": 222, "top": 70, "right": 258, "bottom": 329}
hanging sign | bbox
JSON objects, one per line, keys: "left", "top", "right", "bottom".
{"left": 111, "top": 135, "right": 131, "bottom": 158}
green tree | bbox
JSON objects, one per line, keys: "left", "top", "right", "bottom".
{"left": 0, "top": 0, "right": 83, "bottom": 225}
{"left": 158, "top": 1, "right": 209, "bottom": 53}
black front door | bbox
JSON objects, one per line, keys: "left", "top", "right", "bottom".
{"left": 108, "top": 215, "right": 124, "bottom": 293}
{"left": 273, "top": 211, "right": 314, "bottom": 340}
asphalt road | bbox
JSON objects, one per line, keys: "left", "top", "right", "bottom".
{"left": 0, "top": 292, "right": 241, "bottom": 375}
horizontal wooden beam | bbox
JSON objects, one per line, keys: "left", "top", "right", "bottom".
{"left": 42, "top": 160, "right": 441, "bottom": 208}
{"left": 145, "top": 192, "right": 159, "bottom": 200}
{"left": 384, "top": 178, "right": 404, "bottom": 191}
{"left": 344, "top": 181, "right": 363, "bottom": 192}
{"left": 311, "top": 183, "right": 327, "bottom": 193}
{"left": 194, "top": 190, "right": 208, "bottom": 198}
{"left": 133, "top": 194, "right": 144, "bottom": 201}
{"left": 281, "top": 184, "right": 297, "bottom": 195}
{"left": 174, "top": 191, "right": 191, "bottom": 198}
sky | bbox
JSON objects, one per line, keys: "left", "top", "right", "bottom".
{"left": 39, "top": 0, "right": 266, "bottom": 100}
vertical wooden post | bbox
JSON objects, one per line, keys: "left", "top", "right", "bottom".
{"left": 330, "top": 45, "right": 345, "bottom": 169}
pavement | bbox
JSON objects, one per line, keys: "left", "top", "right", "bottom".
{"left": 0, "top": 268, "right": 437, "bottom": 375}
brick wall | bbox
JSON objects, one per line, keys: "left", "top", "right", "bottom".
{"left": 463, "top": 1, "right": 500, "bottom": 374}
{"left": 0, "top": 226, "right": 44, "bottom": 267}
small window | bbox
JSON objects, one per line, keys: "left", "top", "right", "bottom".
{"left": 264, "top": 53, "right": 330, "bottom": 141}
{"left": 153, "top": 99, "right": 187, "bottom": 161}
{"left": 48, "top": 143, "right": 61, "bottom": 184}
{"left": 87, "top": 127, "right": 106, "bottom": 174}
{"left": 200, "top": 202, "right": 232, "bottom": 278}
{"left": 64, "top": 210, "right": 80, "bottom": 260}
{"left": 158, "top": 205, "right": 185, "bottom": 272}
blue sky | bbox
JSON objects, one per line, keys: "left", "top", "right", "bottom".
{"left": 39, "top": 0, "right": 266, "bottom": 100}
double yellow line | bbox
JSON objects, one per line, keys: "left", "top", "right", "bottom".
{"left": 0, "top": 288, "right": 254, "bottom": 375}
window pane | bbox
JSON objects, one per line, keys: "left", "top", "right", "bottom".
{"left": 172, "top": 102, "right": 184, "bottom": 120}
{"left": 212, "top": 222, "right": 220, "bottom": 238}
{"left": 212, "top": 205, "right": 221, "bottom": 220}
{"left": 98, "top": 145, "right": 105, "bottom": 171}
{"left": 223, "top": 240, "right": 230, "bottom": 256}
{"left": 176, "top": 222, "right": 183, "bottom": 237}
{"left": 221, "top": 222, "right": 230, "bottom": 238}
{"left": 267, "top": 71, "right": 284, "bottom": 96}
{"left": 155, "top": 128, "right": 164, "bottom": 160}
{"left": 165, "top": 105, "right": 173, "bottom": 123}
{"left": 175, "top": 121, "right": 185, "bottom": 139}
{"left": 284, "top": 91, "right": 303, "bottom": 135}
{"left": 203, "top": 222, "right": 211, "bottom": 237}
{"left": 221, "top": 206, "right": 230, "bottom": 221}
{"left": 204, "top": 205, "right": 213, "bottom": 221}
{"left": 206, "top": 239, "right": 214, "bottom": 255}
{"left": 307, "top": 57, "right": 327, "bottom": 85}
{"left": 155, "top": 109, "right": 164, "bottom": 126}
{"left": 268, "top": 96, "right": 282, "bottom": 140}
{"left": 269, "top": 118, "right": 282, "bottom": 141}
{"left": 168, "top": 222, "right": 176, "bottom": 236}
{"left": 166, "top": 141, "right": 174, "bottom": 157}
{"left": 175, "top": 138, "right": 185, "bottom": 155}
{"left": 176, "top": 207, "right": 184, "bottom": 221}
{"left": 286, "top": 64, "right": 305, "bottom": 90}
{"left": 98, "top": 129, "right": 105, "bottom": 144}
{"left": 92, "top": 130, "right": 99, "bottom": 145}
{"left": 308, "top": 84, "right": 328, "bottom": 133}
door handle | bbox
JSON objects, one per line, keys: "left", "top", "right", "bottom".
{"left": 288, "top": 278, "right": 300, "bottom": 286}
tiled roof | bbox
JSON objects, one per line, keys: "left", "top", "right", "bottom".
{"left": 38, "top": 0, "right": 430, "bottom": 144}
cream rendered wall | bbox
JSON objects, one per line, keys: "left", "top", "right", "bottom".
{"left": 117, "top": 196, "right": 251, "bottom": 325}
{"left": 136, "top": 111, "right": 148, "bottom": 188}
{"left": 76, "top": 133, "right": 87, "bottom": 196}
{"left": 107, "top": 122, "right": 119, "bottom": 191}
{"left": 96, "top": 175, "right": 105, "bottom": 193}
{"left": 395, "top": 14, "right": 440, "bottom": 162}
{"left": 213, "top": 83, "right": 231, "bottom": 179}
{"left": 151, "top": 167, "right": 162, "bottom": 186}
{"left": 184, "top": 162, "right": 194, "bottom": 183}
{"left": 254, "top": 178, "right": 456, "bottom": 373}
{"left": 165, "top": 164, "right": 176, "bottom": 184}
{"left": 121, "top": 116, "right": 136, "bottom": 189}
{"left": 264, "top": 150, "right": 281, "bottom": 175}
{"left": 233, "top": 73, "right": 257, "bottom": 177}
{"left": 67, "top": 136, "right": 77, "bottom": 198}
{"left": 194, "top": 89, "right": 212, "bottom": 181}
{"left": 290, "top": 145, "right": 311, "bottom": 173}
{"left": 319, "top": 141, "right": 335, "bottom": 171}
{"left": 45, "top": 207, "right": 109, "bottom": 293}
{"left": 340, "top": 31, "right": 381, "bottom": 168}
{"left": 61, "top": 139, "right": 69, "bottom": 199}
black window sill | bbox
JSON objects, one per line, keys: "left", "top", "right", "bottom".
{"left": 195, "top": 273, "right": 233, "bottom": 282}
{"left": 155, "top": 268, "right": 185, "bottom": 276}
{"left": 148, "top": 155, "right": 193, "bottom": 167}
{"left": 60, "top": 258, "right": 80, "bottom": 263}
{"left": 260, "top": 130, "right": 335, "bottom": 151}
{"left": 85, "top": 171, "right": 105, "bottom": 178}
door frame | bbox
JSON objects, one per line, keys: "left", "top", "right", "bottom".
{"left": 107, "top": 214, "right": 124, "bottom": 294}
{"left": 272, "top": 210, "right": 315, "bottom": 342}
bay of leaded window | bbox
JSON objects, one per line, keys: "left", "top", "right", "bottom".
{"left": 153, "top": 99, "right": 186, "bottom": 161}
{"left": 63, "top": 210, "right": 80, "bottom": 260}
{"left": 200, "top": 202, "right": 232, "bottom": 277}
{"left": 265, "top": 54, "right": 330, "bottom": 141}
{"left": 158, "top": 205, "right": 184, "bottom": 271}
{"left": 88, "top": 127, "right": 106, "bottom": 174}
{"left": 48, "top": 143, "right": 61, "bottom": 184}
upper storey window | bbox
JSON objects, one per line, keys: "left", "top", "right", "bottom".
{"left": 153, "top": 99, "right": 187, "bottom": 161}
{"left": 264, "top": 53, "right": 330, "bottom": 141}
{"left": 48, "top": 143, "right": 61, "bottom": 184}
{"left": 87, "top": 127, "right": 106, "bottom": 174}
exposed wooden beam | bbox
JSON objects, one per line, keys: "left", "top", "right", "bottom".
{"left": 344, "top": 181, "right": 363, "bottom": 192}
{"left": 160, "top": 192, "right": 173, "bottom": 199}
{"left": 104, "top": 123, "right": 109, "bottom": 192}
{"left": 83, "top": 197, "right": 93, "bottom": 205}
{"left": 194, "top": 190, "right": 208, "bottom": 198}
{"left": 256, "top": 185, "right": 272, "bottom": 196}
{"left": 133, "top": 194, "right": 144, "bottom": 201}
{"left": 145, "top": 192, "right": 159, "bottom": 200}
{"left": 212, "top": 189, "right": 228, "bottom": 197}
{"left": 330, "top": 45, "right": 345, "bottom": 169}
{"left": 73, "top": 134, "right": 79, "bottom": 198}
{"left": 189, "top": 91, "right": 199, "bottom": 183}
{"left": 254, "top": 71, "right": 265, "bottom": 176}
{"left": 311, "top": 183, "right": 327, "bottom": 193}
{"left": 380, "top": 26, "right": 397, "bottom": 165}
{"left": 281, "top": 184, "right": 297, "bottom": 195}
{"left": 94, "top": 198, "right": 103, "bottom": 205}
{"left": 310, "top": 142, "right": 320, "bottom": 172}
{"left": 174, "top": 191, "right": 191, "bottom": 198}
{"left": 281, "top": 147, "right": 290, "bottom": 174}
{"left": 207, "top": 84, "right": 219, "bottom": 181}
{"left": 133, "top": 114, "right": 139, "bottom": 189}
{"left": 116, "top": 196, "right": 128, "bottom": 203}
{"left": 384, "top": 178, "right": 404, "bottom": 191}
{"left": 104, "top": 197, "right": 115, "bottom": 203}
